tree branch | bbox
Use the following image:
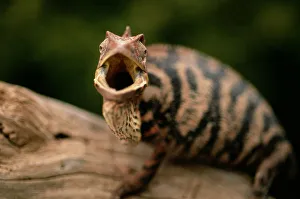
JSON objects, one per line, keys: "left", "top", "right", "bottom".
{"left": 0, "top": 81, "right": 271, "bottom": 199}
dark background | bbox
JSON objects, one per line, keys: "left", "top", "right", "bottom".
{"left": 1, "top": 1, "right": 299, "bottom": 198}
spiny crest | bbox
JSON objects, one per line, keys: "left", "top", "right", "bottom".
{"left": 105, "top": 26, "right": 145, "bottom": 45}
{"left": 122, "top": 26, "right": 132, "bottom": 37}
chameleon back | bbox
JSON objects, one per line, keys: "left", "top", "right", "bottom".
{"left": 94, "top": 27, "right": 295, "bottom": 199}
{"left": 140, "top": 44, "right": 294, "bottom": 197}
{"left": 142, "top": 44, "right": 290, "bottom": 163}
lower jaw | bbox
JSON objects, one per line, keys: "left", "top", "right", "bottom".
{"left": 95, "top": 74, "right": 147, "bottom": 102}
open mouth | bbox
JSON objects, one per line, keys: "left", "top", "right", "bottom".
{"left": 105, "top": 54, "right": 135, "bottom": 91}
{"left": 94, "top": 53, "right": 148, "bottom": 101}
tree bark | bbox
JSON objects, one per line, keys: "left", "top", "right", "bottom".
{"left": 0, "top": 81, "right": 272, "bottom": 199}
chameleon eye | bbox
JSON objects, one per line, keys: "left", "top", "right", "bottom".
{"left": 144, "top": 50, "right": 147, "bottom": 55}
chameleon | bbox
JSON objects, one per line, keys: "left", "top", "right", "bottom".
{"left": 93, "top": 26, "right": 296, "bottom": 199}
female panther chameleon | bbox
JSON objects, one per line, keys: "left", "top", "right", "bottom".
{"left": 94, "top": 26, "right": 296, "bottom": 199}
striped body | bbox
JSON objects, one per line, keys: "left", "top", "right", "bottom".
{"left": 138, "top": 44, "right": 293, "bottom": 198}
{"left": 94, "top": 27, "right": 295, "bottom": 199}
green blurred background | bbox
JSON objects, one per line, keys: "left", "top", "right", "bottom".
{"left": 0, "top": 0, "right": 299, "bottom": 198}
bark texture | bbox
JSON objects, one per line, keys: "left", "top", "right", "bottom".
{"left": 0, "top": 81, "right": 272, "bottom": 199}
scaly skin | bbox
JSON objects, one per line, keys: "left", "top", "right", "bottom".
{"left": 94, "top": 26, "right": 296, "bottom": 199}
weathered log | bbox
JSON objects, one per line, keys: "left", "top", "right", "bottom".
{"left": 0, "top": 81, "right": 271, "bottom": 199}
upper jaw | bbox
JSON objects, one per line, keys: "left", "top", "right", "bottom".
{"left": 94, "top": 50, "right": 148, "bottom": 102}
{"left": 98, "top": 48, "right": 145, "bottom": 72}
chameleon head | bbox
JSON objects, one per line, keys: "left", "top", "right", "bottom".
{"left": 94, "top": 26, "right": 149, "bottom": 145}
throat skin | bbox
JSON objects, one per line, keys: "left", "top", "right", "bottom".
{"left": 102, "top": 98, "right": 142, "bottom": 145}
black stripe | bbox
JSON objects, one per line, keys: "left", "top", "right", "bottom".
{"left": 239, "top": 143, "right": 263, "bottom": 167}
{"left": 186, "top": 67, "right": 197, "bottom": 92}
{"left": 141, "top": 120, "right": 155, "bottom": 133}
{"left": 224, "top": 81, "right": 247, "bottom": 162}
{"left": 197, "top": 65, "right": 225, "bottom": 155}
{"left": 263, "top": 134, "right": 286, "bottom": 157}
{"left": 148, "top": 46, "right": 185, "bottom": 143}
{"left": 184, "top": 110, "right": 210, "bottom": 153}
{"left": 227, "top": 80, "right": 247, "bottom": 116}
{"left": 139, "top": 100, "right": 149, "bottom": 117}
{"left": 247, "top": 134, "right": 287, "bottom": 173}
{"left": 163, "top": 47, "right": 182, "bottom": 117}
{"left": 148, "top": 72, "right": 162, "bottom": 88}
{"left": 139, "top": 99, "right": 160, "bottom": 117}
{"left": 141, "top": 120, "right": 159, "bottom": 142}
{"left": 222, "top": 94, "right": 261, "bottom": 162}
{"left": 179, "top": 108, "right": 195, "bottom": 126}
{"left": 184, "top": 57, "right": 225, "bottom": 154}
{"left": 263, "top": 113, "right": 277, "bottom": 133}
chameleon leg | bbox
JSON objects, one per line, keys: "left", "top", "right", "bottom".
{"left": 251, "top": 138, "right": 292, "bottom": 199}
{"left": 252, "top": 167, "right": 276, "bottom": 199}
{"left": 112, "top": 141, "right": 167, "bottom": 199}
